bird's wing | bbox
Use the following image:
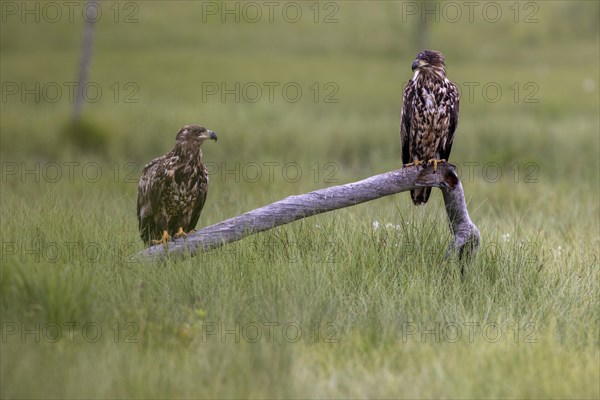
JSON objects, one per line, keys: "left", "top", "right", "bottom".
{"left": 188, "top": 165, "right": 209, "bottom": 231}
{"left": 137, "top": 155, "right": 168, "bottom": 243}
{"left": 440, "top": 81, "right": 460, "bottom": 161}
{"left": 400, "top": 80, "right": 415, "bottom": 165}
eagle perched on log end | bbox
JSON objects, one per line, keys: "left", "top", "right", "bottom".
{"left": 400, "top": 50, "right": 460, "bottom": 205}
{"left": 137, "top": 125, "right": 217, "bottom": 246}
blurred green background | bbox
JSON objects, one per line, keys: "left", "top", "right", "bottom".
{"left": 2, "top": 1, "right": 598, "bottom": 171}
{"left": 1, "top": 1, "right": 599, "bottom": 398}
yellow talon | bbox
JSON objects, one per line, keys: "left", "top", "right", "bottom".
{"left": 427, "top": 159, "right": 446, "bottom": 172}
{"left": 404, "top": 160, "right": 425, "bottom": 167}
{"left": 174, "top": 227, "right": 187, "bottom": 239}
{"left": 152, "top": 230, "right": 171, "bottom": 247}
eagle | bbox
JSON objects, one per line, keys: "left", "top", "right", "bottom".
{"left": 137, "top": 125, "right": 217, "bottom": 246}
{"left": 400, "top": 49, "right": 460, "bottom": 205}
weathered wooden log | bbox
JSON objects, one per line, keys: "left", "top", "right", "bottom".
{"left": 134, "top": 163, "right": 479, "bottom": 262}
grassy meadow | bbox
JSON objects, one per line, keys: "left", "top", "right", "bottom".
{"left": 1, "top": 1, "right": 599, "bottom": 398}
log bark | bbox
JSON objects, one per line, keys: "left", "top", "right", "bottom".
{"left": 134, "top": 163, "right": 479, "bottom": 262}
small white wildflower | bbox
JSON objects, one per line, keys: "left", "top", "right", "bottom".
{"left": 372, "top": 220, "right": 380, "bottom": 230}
{"left": 384, "top": 223, "right": 403, "bottom": 230}
{"left": 557, "top": 246, "right": 562, "bottom": 257}
{"left": 502, "top": 233, "right": 510, "bottom": 242}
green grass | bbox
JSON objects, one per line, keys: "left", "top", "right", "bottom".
{"left": 1, "top": 1, "right": 599, "bottom": 398}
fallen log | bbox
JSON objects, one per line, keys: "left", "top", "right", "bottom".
{"left": 134, "top": 163, "right": 479, "bottom": 263}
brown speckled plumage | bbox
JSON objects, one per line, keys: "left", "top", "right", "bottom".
{"left": 137, "top": 125, "right": 217, "bottom": 245}
{"left": 400, "top": 50, "right": 460, "bottom": 205}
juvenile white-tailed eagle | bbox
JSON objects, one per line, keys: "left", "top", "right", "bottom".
{"left": 400, "top": 50, "right": 460, "bottom": 205}
{"left": 137, "top": 125, "right": 217, "bottom": 246}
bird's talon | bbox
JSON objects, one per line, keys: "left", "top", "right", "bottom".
{"left": 427, "top": 159, "right": 446, "bottom": 172}
{"left": 404, "top": 160, "right": 425, "bottom": 168}
{"left": 152, "top": 230, "right": 171, "bottom": 247}
{"left": 174, "top": 227, "right": 187, "bottom": 239}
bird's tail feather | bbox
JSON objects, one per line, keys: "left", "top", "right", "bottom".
{"left": 411, "top": 188, "right": 431, "bottom": 205}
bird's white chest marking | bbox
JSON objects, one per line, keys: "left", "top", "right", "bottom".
{"left": 423, "top": 91, "right": 435, "bottom": 109}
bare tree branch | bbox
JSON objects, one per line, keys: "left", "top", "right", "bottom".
{"left": 441, "top": 175, "right": 480, "bottom": 264}
{"left": 134, "top": 163, "right": 479, "bottom": 262}
{"left": 73, "top": 0, "right": 96, "bottom": 121}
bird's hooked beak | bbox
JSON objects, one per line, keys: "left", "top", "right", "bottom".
{"left": 411, "top": 59, "right": 426, "bottom": 71}
{"left": 206, "top": 130, "right": 217, "bottom": 142}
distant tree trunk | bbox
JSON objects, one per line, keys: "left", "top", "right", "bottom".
{"left": 415, "top": 0, "right": 432, "bottom": 52}
{"left": 73, "top": 0, "right": 97, "bottom": 121}
{"left": 135, "top": 164, "right": 480, "bottom": 266}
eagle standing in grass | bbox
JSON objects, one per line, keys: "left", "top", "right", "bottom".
{"left": 400, "top": 50, "right": 460, "bottom": 205}
{"left": 137, "top": 125, "right": 217, "bottom": 246}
